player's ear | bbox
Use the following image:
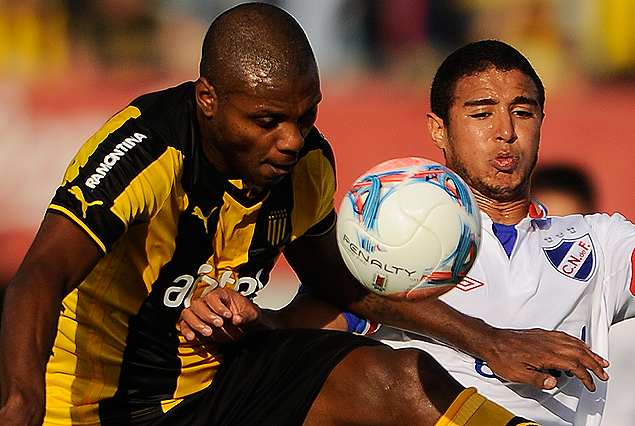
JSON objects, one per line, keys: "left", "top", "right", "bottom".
{"left": 427, "top": 112, "right": 447, "bottom": 150}
{"left": 195, "top": 77, "right": 218, "bottom": 118}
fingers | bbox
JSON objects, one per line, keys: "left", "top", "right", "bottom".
{"left": 179, "top": 305, "right": 219, "bottom": 340}
{"left": 525, "top": 366, "right": 596, "bottom": 392}
{"left": 178, "top": 287, "right": 261, "bottom": 342}
{"left": 516, "top": 370, "right": 558, "bottom": 390}
{"left": 179, "top": 317, "right": 198, "bottom": 341}
{"left": 543, "top": 376, "right": 558, "bottom": 390}
{"left": 485, "top": 328, "right": 609, "bottom": 392}
{"left": 545, "top": 330, "right": 609, "bottom": 391}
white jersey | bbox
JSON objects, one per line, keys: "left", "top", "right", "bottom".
{"left": 375, "top": 209, "right": 635, "bottom": 426}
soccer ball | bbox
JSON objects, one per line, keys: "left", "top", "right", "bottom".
{"left": 336, "top": 157, "right": 481, "bottom": 298}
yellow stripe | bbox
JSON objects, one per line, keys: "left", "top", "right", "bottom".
{"left": 44, "top": 289, "right": 79, "bottom": 425}
{"left": 161, "top": 397, "right": 183, "bottom": 413}
{"left": 62, "top": 106, "right": 141, "bottom": 186}
{"left": 173, "top": 191, "right": 263, "bottom": 400}
{"left": 173, "top": 336, "right": 223, "bottom": 399}
{"left": 112, "top": 147, "right": 187, "bottom": 293}
{"left": 110, "top": 147, "right": 185, "bottom": 226}
{"left": 290, "top": 149, "right": 335, "bottom": 240}
{"left": 216, "top": 191, "right": 262, "bottom": 270}
{"left": 434, "top": 387, "right": 516, "bottom": 426}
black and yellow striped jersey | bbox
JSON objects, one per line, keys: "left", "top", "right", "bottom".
{"left": 44, "top": 81, "right": 336, "bottom": 425}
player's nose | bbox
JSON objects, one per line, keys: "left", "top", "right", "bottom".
{"left": 277, "top": 123, "right": 305, "bottom": 154}
{"left": 494, "top": 113, "right": 517, "bottom": 143}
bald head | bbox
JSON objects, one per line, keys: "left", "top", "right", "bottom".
{"left": 200, "top": 3, "right": 318, "bottom": 96}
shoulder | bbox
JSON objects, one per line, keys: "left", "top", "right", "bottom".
{"left": 128, "top": 82, "right": 196, "bottom": 137}
{"left": 292, "top": 127, "right": 336, "bottom": 189}
{"left": 583, "top": 211, "right": 631, "bottom": 226}
{"left": 130, "top": 81, "right": 195, "bottom": 112}
{"left": 108, "top": 82, "right": 198, "bottom": 156}
{"left": 541, "top": 214, "right": 635, "bottom": 267}
{"left": 536, "top": 213, "right": 635, "bottom": 244}
{"left": 583, "top": 213, "right": 635, "bottom": 253}
{"left": 582, "top": 212, "right": 635, "bottom": 238}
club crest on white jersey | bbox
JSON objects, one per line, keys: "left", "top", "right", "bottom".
{"left": 543, "top": 234, "right": 595, "bottom": 281}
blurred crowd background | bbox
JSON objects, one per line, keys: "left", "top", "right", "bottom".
{"left": 1, "top": 1, "right": 635, "bottom": 424}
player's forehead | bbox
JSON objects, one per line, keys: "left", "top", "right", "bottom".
{"left": 451, "top": 67, "right": 541, "bottom": 109}
{"left": 226, "top": 71, "right": 322, "bottom": 114}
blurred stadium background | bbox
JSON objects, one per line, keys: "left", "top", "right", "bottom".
{"left": 1, "top": 1, "right": 635, "bottom": 424}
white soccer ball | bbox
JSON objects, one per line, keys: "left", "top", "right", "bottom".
{"left": 337, "top": 157, "right": 481, "bottom": 298}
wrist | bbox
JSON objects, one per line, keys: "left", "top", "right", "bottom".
{"left": 461, "top": 319, "right": 505, "bottom": 362}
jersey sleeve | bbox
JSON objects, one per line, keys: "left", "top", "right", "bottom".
{"left": 587, "top": 213, "right": 635, "bottom": 323}
{"left": 48, "top": 106, "right": 183, "bottom": 253}
{"left": 342, "top": 311, "right": 381, "bottom": 335}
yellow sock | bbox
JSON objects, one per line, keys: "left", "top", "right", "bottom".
{"left": 434, "top": 388, "right": 540, "bottom": 426}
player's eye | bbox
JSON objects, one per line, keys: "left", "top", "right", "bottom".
{"left": 512, "top": 109, "right": 535, "bottom": 118}
{"left": 255, "top": 117, "right": 280, "bottom": 129}
{"left": 298, "top": 108, "right": 318, "bottom": 134}
{"left": 469, "top": 111, "right": 491, "bottom": 119}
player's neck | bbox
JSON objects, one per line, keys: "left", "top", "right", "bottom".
{"left": 473, "top": 191, "right": 530, "bottom": 225}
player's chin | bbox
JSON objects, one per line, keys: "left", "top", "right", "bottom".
{"left": 482, "top": 179, "right": 525, "bottom": 202}
{"left": 255, "top": 165, "right": 293, "bottom": 187}
{"left": 248, "top": 172, "right": 286, "bottom": 189}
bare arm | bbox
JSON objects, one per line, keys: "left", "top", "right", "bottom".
{"left": 178, "top": 283, "right": 349, "bottom": 342}
{"left": 284, "top": 224, "right": 609, "bottom": 391}
{"left": 267, "top": 291, "right": 349, "bottom": 331}
{"left": 0, "top": 213, "right": 103, "bottom": 426}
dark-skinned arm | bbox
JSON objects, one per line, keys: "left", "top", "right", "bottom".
{"left": 283, "top": 224, "right": 609, "bottom": 391}
{"left": 266, "top": 290, "right": 349, "bottom": 331}
{"left": 0, "top": 213, "right": 103, "bottom": 426}
{"left": 178, "top": 283, "right": 350, "bottom": 342}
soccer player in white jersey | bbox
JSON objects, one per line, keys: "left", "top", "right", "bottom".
{"left": 361, "top": 39, "right": 635, "bottom": 426}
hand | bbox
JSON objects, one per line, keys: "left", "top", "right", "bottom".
{"left": 178, "top": 287, "right": 264, "bottom": 343}
{"left": 482, "top": 328, "right": 609, "bottom": 391}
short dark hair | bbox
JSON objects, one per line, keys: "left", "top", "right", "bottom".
{"left": 430, "top": 39, "right": 545, "bottom": 124}
{"left": 199, "top": 2, "right": 317, "bottom": 97}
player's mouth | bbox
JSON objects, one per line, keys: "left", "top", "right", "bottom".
{"left": 492, "top": 153, "right": 518, "bottom": 172}
{"left": 265, "top": 161, "right": 296, "bottom": 179}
